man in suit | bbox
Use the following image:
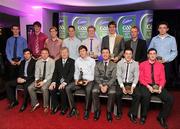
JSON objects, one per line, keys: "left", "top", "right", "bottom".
{"left": 6, "top": 48, "right": 36, "bottom": 112}
{"left": 92, "top": 48, "right": 117, "bottom": 122}
{"left": 28, "top": 48, "right": 55, "bottom": 113}
{"left": 101, "top": 21, "right": 124, "bottom": 63}
{"left": 49, "top": 47, "right": 75, "bottom": 115}
{"left": 125, "top": 26, "right": 147, "bottom": 63}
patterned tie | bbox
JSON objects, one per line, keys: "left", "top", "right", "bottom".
{"left": 35, "top": 35, "right": 39, "bottom": 54}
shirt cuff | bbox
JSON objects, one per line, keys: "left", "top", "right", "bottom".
{"left": 120, "top": 83, "right": 124, "bottom": 88}
{"left": 132, "top": 83, "right": 136, "bottom": 88}
{"left": 51, "top": 82, "right": 56, "bottom": 85}
{"left": 43, "top": 79, "right": 47, "bottom": 83}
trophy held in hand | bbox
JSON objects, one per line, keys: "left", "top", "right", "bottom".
{"left": 77, "top": 68, "right": 86, "bottom": 86}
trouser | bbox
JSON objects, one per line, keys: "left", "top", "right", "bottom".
{"left": 49, "top": 87, "right": 68, "bottom": 109}
{"left": 65, "top": 82, "right": 93, "bottom": 111}
{"left": 92, "top": 84, "right": 116, "bottom": 113}
{"left": 140, "top": 85, "right": 174, "bottom": 119}
{"left": 6, "top": 79, "right": 32, "bottom": 104}
{"left": 164, "top": 62, "right": 173, "bottom": 88}
{"left": 28, "top": 81, "right": 51, "bottom": 107}
{"left": 116, "top": 85, "right": 141, "bottom": 117}
{"left": 7, "top": 64, "right": 19, "bottom": 80}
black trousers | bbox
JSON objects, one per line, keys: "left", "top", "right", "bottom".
{"left": 116, "top": 85, "right": 141, "bottom": 117}
{"left": 140, "top": 85, "right": 174, "bottom": 119}
{"left": 49, "top": 87, "right": 68, "bottom": 110}
{"left": 7, "top": 64, "right": 19, "bottom": 80}
{"left": 92, "top": 84, "right": 116, "bottom": 113}
{"left": 6, "top": 79, "right": 32, "bottom": 104}
{"left": 164, "top": 62, "right": 173, "bottom": 88}
{"left": 65, "top": 82, "right": 93, "bottom": 111}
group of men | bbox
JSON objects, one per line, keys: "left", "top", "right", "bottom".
{"left": 5, "top": 20, "right": 177, "bottom": 129}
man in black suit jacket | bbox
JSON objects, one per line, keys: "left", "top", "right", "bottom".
{"left": 6, "top": 48, "right": 36, "bottom": 112}
{"left": 125, "top": 26, "right": 147, "bottom": 63}
{"left": 49, "top": 47, "right": 75, "bottom": 115}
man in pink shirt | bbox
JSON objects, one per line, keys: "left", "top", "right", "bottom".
{"left": 139, "top": 48, "right": 173, "bottom": 129}
{"left": 28, "top": 21, "right": 48, "bottom": 59}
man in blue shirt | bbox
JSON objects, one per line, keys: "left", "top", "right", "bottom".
{"left": 149, "top": 21, "right": 177, "bottom": 87}
{"left": 6, "top": 25, "right": 27, "bottom": 79}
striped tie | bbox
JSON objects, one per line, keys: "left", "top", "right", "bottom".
{"left": 35, "top": 36, "right": 39, "bottom": 54}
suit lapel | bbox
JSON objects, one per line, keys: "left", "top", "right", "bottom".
{"left": 113, "top": 35, "right": 120, "bottom": 53}
{"left": 106, "top": 36, "right": 109, "bottom": 49}
{"left": 135, "top": 39, "right": 140, "bottom": 60}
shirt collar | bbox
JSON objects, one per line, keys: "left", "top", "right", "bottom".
{"left": 109, "top": 33, "right": 116, "bottom": 37}
{"left": 157, "top": 34, "right": 170, "bottom": 39}
{"left": 80, "top": 56, "right": 90, "bottom": 61}
{"left": 123, "top": 58, "right": 133, "bottom": 63}
{"left": 25, "top": 58, "right": 31, "bottom": 63}
{"left": 51, "top": 37, "right": 59, "bottom": 42}
{"left": 103, "top": 59, "right": 110, "bottom": 64}
{"left": 42, "top": 57, "right": 49, "bottom": 62}
{"left": 148, "top": 59, "right": 157, "bottom": 64}
{"left": 69, "top": 36, "right": 75, "bottom": 41}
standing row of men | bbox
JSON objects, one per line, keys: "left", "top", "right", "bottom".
{"left": 5, "top": 21, "right": 177, "bottom": 129}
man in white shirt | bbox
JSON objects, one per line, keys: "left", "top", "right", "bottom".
{"left": 66, "top": 45, "right": 95, "bottom": 120}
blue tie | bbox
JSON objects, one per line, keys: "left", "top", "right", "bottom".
{"left": 90, "top": 39, "right": 93, "bottom": 52}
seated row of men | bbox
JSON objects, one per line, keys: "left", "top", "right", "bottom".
{"left": 6, "top": 46, "right": 173, "bottom": 129}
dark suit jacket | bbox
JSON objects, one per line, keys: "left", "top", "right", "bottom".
{"left": 95, "top": 61, "right": 117, "bottom": 87}
{"left": 19, "top": 58, "right": 36, "bottom": 83}
{"left": 101, "top": 35, "right": 124, "bottom": 59}
{"left": 125, "top": 38, "right": 147, "bottom": 62}
{"left": 52, "top": 58, "right": 75, "bottom": 85}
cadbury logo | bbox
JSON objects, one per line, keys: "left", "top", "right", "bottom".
{"left": 122, "top": 18, "right": 133, "bottom": 25}
{"left": 77, "top": 18, "right": 88, "bottom": 25}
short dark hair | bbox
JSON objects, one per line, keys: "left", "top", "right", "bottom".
{"left": 11, "top": 25, "right": 20, "bottom": 29}
{"left": 78, "top": 45, "right": 88, "bottom": 52}
{"left": 108, "top": 21, "right": 116, "bottom": 28}
{"left": 101, "top": 48, "right": 110, "bottom": 53}
{"left": 158, "top": 21, "right": 169, "bottom": 28}
{"left": 33, "top": 21, "right": 41, "bottom": 27}
{"left": 68, "top": 25, "right": 75, "bottom": 31}
{"left": 41, "top": 48, "right": 49, "bottom": 54}
{"left": 87, "top": 25, "right": 96, "bottom": 31}
{"left": 124, "top": 47, "right": 133, "bottom": 54}
{"left": 23, "top": 48, "right": 32, "bottom": 54}
{"left": 131, "top": 25, "right": 139, "bottom": 31}
{"left": 148, "top": 48, "right": 157, "bottom": 54}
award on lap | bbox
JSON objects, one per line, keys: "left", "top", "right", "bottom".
{"left": 77, "top": 68, "right": 86, "bottom": 86}
{"left": 12, "top": 57, "right": 21, "bottom": 62}
{"left": 124, "top": 83, "right": 132, "bottom": 94}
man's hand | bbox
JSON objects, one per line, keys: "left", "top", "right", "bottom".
{"left": 58, "top": 82, "right": 67, "bottom": 90}
{"left": 129, "top": 86, "right": 135, "bottom": 95}
{"left": 157, "top": 87, "right": 162, "bottom": 94}
{"left": 11, "top": 61, "right": 16, "bottom": 65}
{"left": 16, "top": 61, "right": 21, "bottom": 65}
{"left": 158, "top": 59, "right": 165, "bottom": 64}
{"left": 75, "top": 80, "right": 78, "bottom": 85}
{"left": 147, "top": 85, "right": 154, "bottom": 93}
{"left": 83, "top": 80, "right": 89, "bottom": 86}
{"left": 122, "top": 87, "right": 127, "bottom": 94}
{"left": 49, "top": 83, "right": 56, "bottom": 90}
{"left": 112, "top": 57, "right": 119, "bottom": 63}
{"left": 35, "top": 81, "right": 44, "bottom": 88}
{"left": 17, "top": 77, "right": 26, "bottom": 84}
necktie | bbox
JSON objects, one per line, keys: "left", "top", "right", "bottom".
{"left": 62, "top": 59, "right": 66, "bottom": 67}
{"left": 35, "top": 35, "right": 39, "bottom": 54}
{"left": 90, "top": 39, "right": 93, "bottom": 52}
{"left": 24, "top": 60, "right": 29, "bottom": 77}
{"left": 125, "top": 63, "right": 130, "bottom": 83}
{"left": 42, "top": 61, "right": 47, "bottom": 80}
{"left": 13, "top": 37, "right": 17, "bottom": 58}
{"left": 104, "top": 62, "right": 107, "bottom": 74}
{"left": 151, "top": 64, "right": 155, "bottom": 85}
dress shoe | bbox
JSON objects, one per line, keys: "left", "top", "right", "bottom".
{"left": 8, "top": 101, "right": 19, "bottom": 109}
{"left": 128, "top": 113, "right": 137, "bottom": 124}
{"left": 140, "top": 117, "right": 146, "bottom": 125}
{"left": 67, "top": 108, "right": 78, "bottom": 118}
{"left": 94, "top": 111, "right": 100, "bottom": 121}
{"left": 51, "top": 106, "right": 59, "bottom": 115}
{"left": 44, "top": 107, "right": 49, "bottom": 113}
{"left": 19, "top": 103, "right": 27, "bottom": 112}
{"left": 106, "top": 112, "right": 113, "bottom": 122}
{"left": 115, "top": 112, "right": 122, "bottom": 120}
{"left": 60, "top": 107, "right": 68, "bottom": 115}
{"left": 30, "top": 103, "right": 40, "bottom": 112}
{"left": 83, "top": 110, "right": 89, "bottom": 120}
{"left": 157, "top": 117, "right": 168, "bottom": 129}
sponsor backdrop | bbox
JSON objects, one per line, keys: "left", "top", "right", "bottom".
{"left": 59, "top": 10, "right": 153, "bottom": 43}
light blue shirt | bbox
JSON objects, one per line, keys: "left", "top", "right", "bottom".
{"left": 63, "top": 37, "right": 81, "bottom": 60}
{"left": 148, "top": 34, "right": 177, "bottom": 62}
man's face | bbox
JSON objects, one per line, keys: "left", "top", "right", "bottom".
{"left": 124, "top": 50, "right": 133, "bottom": 61}
{"left": 24, "top": 51, "right": 31, "bottom": 60}
{"left": 130, "top": 28, "right": 139, "bottom": 39}
{"left": 102, "top": 49, "right": 110, "bottom": 61}
{"left": 68, "top": 28, "right": 75, "bottom": 37}
{"left": 108, "top": 24, "right": 116, "bottom": 35}
{"left": 88, "top": 28, "right": 95, "bottom": 38}
{"left": 41, "top": 50, "right": 49, "bottom": 60}
{"left": 79, "top": 48, "right": 88, "bottom": 58}
{"left": 11, "top": 26, "right": 20, "bottom": 36}
{"left": 148, "top": 50, "right": 157, "bottom": 61}
{"left": 158, "top": 24, "right": 169, "bottom": 35}
{"left": 50, "top": 29, "right": 57, "bottom": 38}
{"left": 61, "top": 49, "right": 69, "bottom": 59}
{"left": 34, "top": 25, "right": 41, "bottom": 33}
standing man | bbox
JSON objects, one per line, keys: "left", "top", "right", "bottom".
{"left": 45, "top": 26, "right": 63, "bottom": 60}
{"left": 63, "top": 26, "right": 81, "bottom": 60}
{"left": 28, "top": 21, "right": 48, "bottom": 59}
{"left": 66, "top": 45, "right": 95, "bottom": 120}
{"left": 92, "top": 48, "right": 117, "bottom": 122}
{"left": 148, "top": 21, "right": 177, "bottom": 87}
{"left": 125, "top": 26, "right": 147, "bottom": 62}
{"left": 81, "top": 25, "right": 101, "bottom": 59}
{"left": 28, "top": 48, "right": 55, "bottom": 113}
{"left": 49, "top": 47, "right": 75, "bottom": 115}
{"left": 6, "top": 25, "right": 27, "bottom": 79}
{"left": 139, "top": 48, "right": 173, "bottom": 128}
{"left": 116, "top": 48, "right": 140, "bottom": 123}
{"left": 101, "top": 21, "right": 124, "bottom": 63}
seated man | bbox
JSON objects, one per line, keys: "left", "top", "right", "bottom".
{"left": 139, "top": 48, "right": 173, "bottom": 129}
{"left": 92, "top": 48, "right": 117, "bottom": 122}
{"left": 66, "top": 45, "right": 95, "bottom": 120}
{"left": 49, "top": 47, "right": 75, "bottom": 115}
{"left": 116, "top": 48, "right": 140, "bottom": 123}
{"left": 6, "top": 48, "right": 36, "bottom": 112}
{"left": 28, "top": 48, "right": 55, "bottom": 113}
